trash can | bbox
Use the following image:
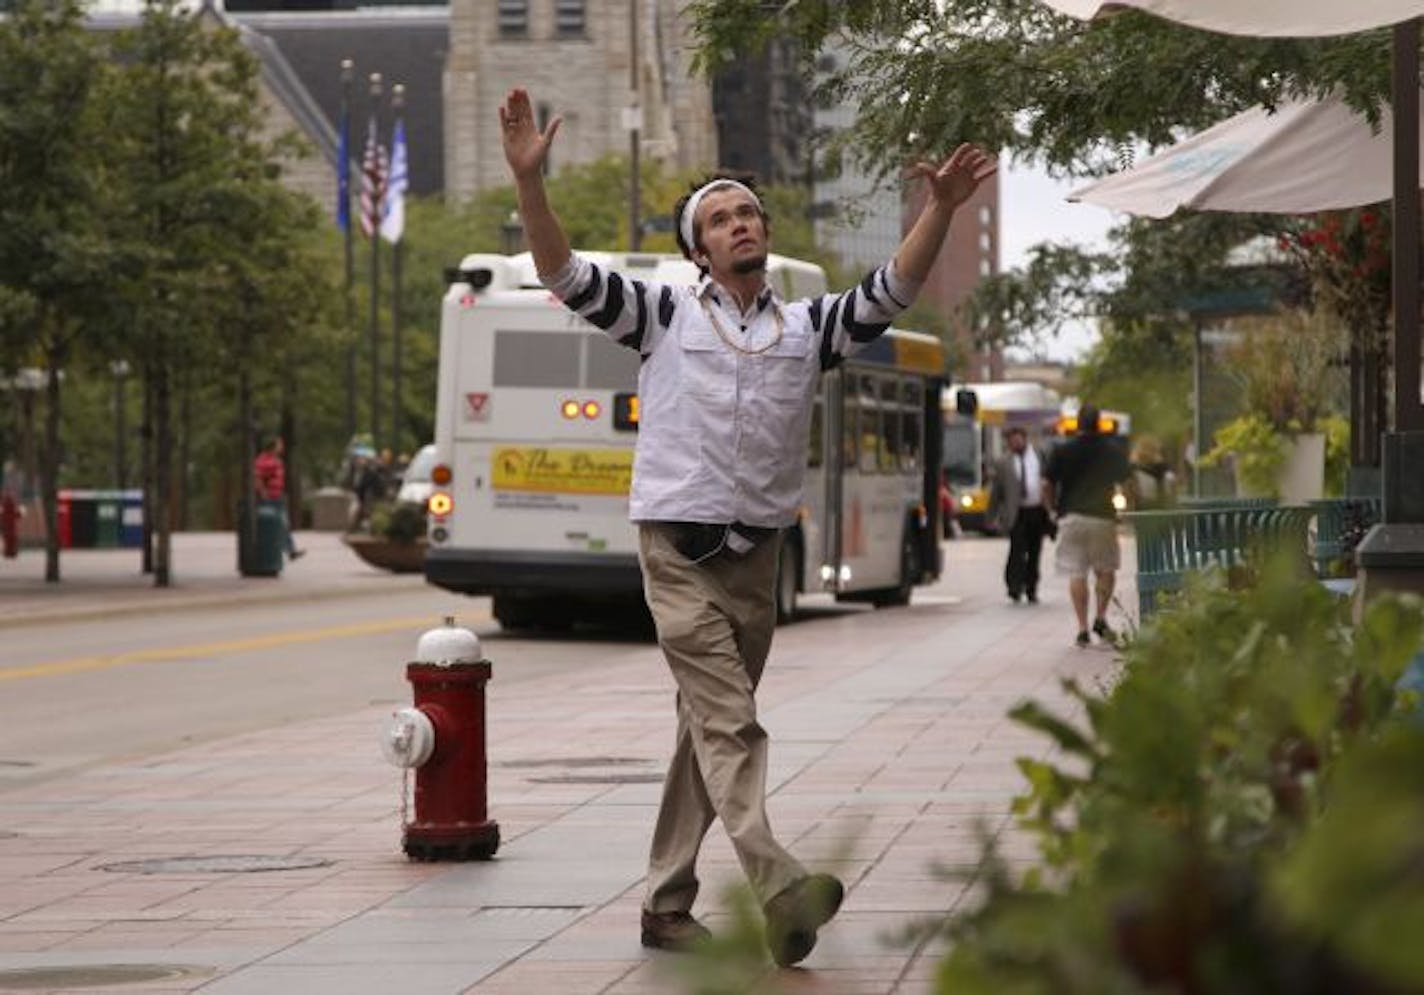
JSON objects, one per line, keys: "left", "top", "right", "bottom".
{"left": 68, "top": 490, "right": 98, "bottom": 549}
{"left": 310, "top": 486, "right": 354, "bottom": 531}
{"left": 57, "top": 490, "right": 73, "bottom": 549}
{"left": 237, "top": 498, "right": 284, "bottom": 577}
{"left": 94, "top": 491, "right": 121, "bottom": 548}
{"left": 118, "top": 490, "right": 143, "bottom": 547}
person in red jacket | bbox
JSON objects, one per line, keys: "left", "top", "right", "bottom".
{"left": 254, "top": 436, "right": 304, "bottom": 561}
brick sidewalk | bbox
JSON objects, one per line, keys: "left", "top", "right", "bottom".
{"left": 0, "top": 540, "right": 1130, "bottom": 994}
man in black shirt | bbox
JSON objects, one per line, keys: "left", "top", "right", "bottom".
{"left": 1043, "top": 404, "right": 1131, "bottom": 647}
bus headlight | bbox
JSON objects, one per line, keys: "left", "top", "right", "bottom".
{"left": 428, "top": 492, "right": 454, "bottom": 517}
{"left": 959, "top": 494, "right": 974, "bottom": 508}
{"left": 1112, "top": 491, "right": 1128, "bottom": 512}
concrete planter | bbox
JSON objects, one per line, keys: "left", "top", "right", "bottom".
{"left": 1235, "top": 432, "right": 1326, "bottom": 504}
{"left": 342, "top": 533, "right": 426, "bottom": 573}
{"left": 1276, "top": 432, "right": 1326, "bottom": 505}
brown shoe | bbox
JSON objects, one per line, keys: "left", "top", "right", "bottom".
{"left": 640, "top": 909, "right": 711, "bottom": 952}
{"left": 763, "top": 873, "right": 844, "bottom": 967}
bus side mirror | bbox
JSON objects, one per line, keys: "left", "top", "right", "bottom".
{"left": 955, "top": 389, "right": 978, "bottom": 416}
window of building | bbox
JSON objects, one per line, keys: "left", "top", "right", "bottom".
{"left": 497, "top": 0, "right": 528, "bottom": 38}
{"left": 555, "top": 0, "right": 586, "bottom": 37}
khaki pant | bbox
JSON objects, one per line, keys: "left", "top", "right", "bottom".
{"left": 638, "top": 523, "right": 805, "bottom": 913}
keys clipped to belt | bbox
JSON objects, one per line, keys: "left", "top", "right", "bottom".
{"left": 671, "top": 523, "right": 777, "bottom": 564}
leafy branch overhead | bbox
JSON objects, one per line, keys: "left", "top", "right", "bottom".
{"left": 688, "top": 0, "right": 1391, "bottom": 180}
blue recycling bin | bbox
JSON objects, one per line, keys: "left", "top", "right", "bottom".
{"left": 118, "top": 489, "right": 143, "bottom": 547}
{"left": 237, "top": 498, "right": 284, "bottom": 577}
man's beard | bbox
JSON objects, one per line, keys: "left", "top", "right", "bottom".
{"left": 731, "top": 254, "right": 767, "bottom": 275}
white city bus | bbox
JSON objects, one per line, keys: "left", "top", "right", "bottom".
{"left": 423, "top": 251, "right": 946, "bottom": 629}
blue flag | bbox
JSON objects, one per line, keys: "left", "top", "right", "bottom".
{"left": 336, "top": 103, "right": 351, "bottom": 232}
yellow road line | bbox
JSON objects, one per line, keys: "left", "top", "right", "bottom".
{"left": 1, "top": 616, "right": 436, "bottom": 683}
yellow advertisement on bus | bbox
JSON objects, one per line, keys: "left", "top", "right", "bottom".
{"left": 491, "top": 446, "right": 634, "bottom": 496}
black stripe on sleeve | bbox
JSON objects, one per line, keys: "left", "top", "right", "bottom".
{"left": 878, "top": 266, "right": 909, "bottom": 309}
{"left": 563, "top": 265, "right": 603, "bottom": 313}
{"left": 844, "top": 310, "right": 892, "bottom": 343}
{"left": 658, "top": 285, "right": 675, "bottom": 327}
{"left": 859, "top": 271, "right": 881, "bottom": 307}
{"left": 838, "top": 288, "right": 889, "bottom": 342}
{"left": 587, "top": 271, "right": 627, "bottom": 330}
{"left": 618, "top": 278, "right": 648, "bottom": 351}
{"left": 808, "top": 295, "right": 825, "bottom": 332}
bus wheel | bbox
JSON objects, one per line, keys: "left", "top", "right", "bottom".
{"left": 493, "top": 594, "right": 537, "bottom": 631}
{"left": 775, "top": 538, "right": 800, "bottom": 624}
{"left": 873, "top": 532, "right": 918, "bottom": 608}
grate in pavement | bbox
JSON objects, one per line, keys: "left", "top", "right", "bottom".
{"left": 528, "top": 773, "right": 664, "bottom": 785}
{"left": 0, "top": 964, "right": 211, "bottom": 989}
{"left": 499, "top": 756, "right": 651, "bottom": 769}
{"left": 99, "top": 854, "right": 332, "bottom": 875}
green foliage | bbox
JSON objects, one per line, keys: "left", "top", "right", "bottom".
{"left": 369, "top": 500, "right": 425, "bottom": 544}
{"left": 932, "top": 561, "right": 1424, "bottom": 993}
{"left": 1321, "top": 414, "right": 1350, "bottom": 498}
{"left": 1200, "top": 413, "right": 1287, "bottom": 498}
{"left": 688, "top": 0, "right": 1390, "bottom": 180}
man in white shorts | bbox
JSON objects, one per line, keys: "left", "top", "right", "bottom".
{"left": 1043, "top": 404, "right": 1132, "bottom": 647}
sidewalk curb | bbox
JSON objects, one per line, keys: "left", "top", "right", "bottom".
{"left": 0, "top": 576, "right": 432, "bottom": 632}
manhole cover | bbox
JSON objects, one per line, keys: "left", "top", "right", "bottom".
{"left": 100, "top": 855, "right": 332, "bottom": 875}
{"left": 0, "top": 964, "right": 210, "bottom": 989}
{"left": 500, "top": 756, "right": 650, "bottom": 769}
{"left": 529, "top": 773, "right": 664, "bottom": 785}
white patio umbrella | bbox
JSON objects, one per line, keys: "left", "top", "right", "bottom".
{"left": 1040, "top": 0, "right": 1424, "bottom": 37}
{"left": 1040, "top": 0, "right": 1424, "bottom": 477}
{"left": 1069, "top": 94, "right": 1416, "bottom": 217}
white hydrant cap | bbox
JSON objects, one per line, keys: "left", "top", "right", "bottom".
{"left": 415, "top": 616, "right": 482, "bottom": 665}
{"left": 381, "top": 707, "right": 435, "bottom": 768}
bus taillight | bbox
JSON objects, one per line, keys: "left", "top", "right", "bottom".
{"left": 428, "top": 492, "right": 453, "bottom": 517}
{"left": 561, "top": 399, "right": 580, "bottom": 419}
{"left": 582, "top": 400, "right": 601, "bottom": 419}
{"left": 431, "top": 464, "right": 453, "bottom": 486}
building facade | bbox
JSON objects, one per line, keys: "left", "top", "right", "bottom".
{"left": 444, "top": 0, "right": 716, "bottom": 199}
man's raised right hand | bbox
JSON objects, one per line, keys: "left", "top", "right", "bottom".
{"left": 500, "top": 88, "right": 561, "bottom": 180}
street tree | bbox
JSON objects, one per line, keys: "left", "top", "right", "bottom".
{"left": 100, "top": 0, "right": 332, "bottom": 585}
{"left": 0, "top": 0, "right": 118, "bottom": 583}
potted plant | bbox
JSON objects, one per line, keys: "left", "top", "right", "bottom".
{"left": 1201, "top": 306, "right": 1345, "bottom": 502}
{"left": 341, "top": 500, "right": 427, "bottom": 573}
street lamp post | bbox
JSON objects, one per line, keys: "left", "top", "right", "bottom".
{"left": 627, "top": 0, "right": 642, "bottom": 251}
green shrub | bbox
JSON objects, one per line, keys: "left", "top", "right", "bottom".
{"left": 368, "top": 501, "right": 426, "bottom": 544}
{"left": 935, "top": 559, "right": 1424, "bottom": 994}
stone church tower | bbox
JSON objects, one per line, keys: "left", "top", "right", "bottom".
{"left": 445, "top": 0, "right": 716, "bottom": 199}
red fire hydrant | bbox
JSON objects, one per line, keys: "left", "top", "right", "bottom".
{"left": 1, "top": 491, "right": 19, "bottom": 559}
{"left": 380, "top": 617, "right": 500, "bottom": 861}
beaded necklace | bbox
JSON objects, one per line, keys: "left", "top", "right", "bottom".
{"left": 698, "top": 294, "right": 785, "bottom": 356}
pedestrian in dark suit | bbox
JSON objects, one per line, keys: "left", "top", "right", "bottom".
{"left": 988, "top": 426, "right": 1050, "bottom": 603}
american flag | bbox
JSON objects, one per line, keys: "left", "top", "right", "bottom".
{"left": 359, "top": 116, "right": 387, "bottom": 240}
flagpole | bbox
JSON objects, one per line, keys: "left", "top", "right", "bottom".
{"left": 340, "top": 59, "right": 356, "bottom": 445}
{"left": 390, "top": 83, "right": 406, "bottom": 458}
{"left": 367, "top": 72, "right": 383, "bottom": 455}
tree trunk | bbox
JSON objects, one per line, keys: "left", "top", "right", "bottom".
{"left": 238, "top": 367, "right": 255, "bottom": 565}
{"left": 41, "top": 340, "right": 64, "bottom": 584}
{"left": 153, "top": 361, "right": 171, "bottom": 588}
{"left": 141, "top": 366, "right": 154, "bottom": 574}
{"left": 178, "top": 377, "right": 192, "bottom": 531}
{"left": 282, "top": 372, "right": 297, "bottom": 533}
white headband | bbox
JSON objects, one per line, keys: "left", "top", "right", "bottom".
{"left": 679, "top": 180, "right": 762, "bottom": 255}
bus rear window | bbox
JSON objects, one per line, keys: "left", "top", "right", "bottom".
{"left": 586, "top": 335, "right": 639, "bottom": 390}
{"left": 494, "top": 330, "right": 581, "bottom": 387}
